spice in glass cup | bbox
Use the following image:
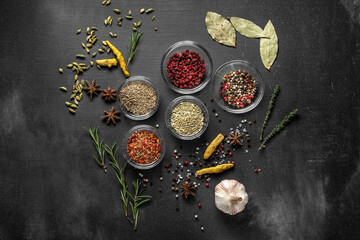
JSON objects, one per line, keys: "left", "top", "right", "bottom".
{"left": 127, "top": 130, "right": 161, "bottom": 164}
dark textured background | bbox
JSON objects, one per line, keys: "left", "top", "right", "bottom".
{"left": 1, "top": 0, "right": 360, "bottom": 239}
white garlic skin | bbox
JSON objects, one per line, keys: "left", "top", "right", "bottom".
{"left": 215, "top": 179, "right": 248, "bottom": 215}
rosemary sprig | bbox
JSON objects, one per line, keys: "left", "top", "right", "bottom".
{"left": 127, "top": 179, "right": 152, "bottom": 230}
{"left": 260, "top": 85, "right": 280, "bottom": 141}
{"left": 104, "top": 142, "right": 132, "bottom": 224}
{"left": 87, "top": 126, "right": 107, "bottom": 172}
{"left": 126, "top": 31, "right": 143, "bottom": 68}
{"left": 258, "top": 109, "right": 298, "bottom": 150}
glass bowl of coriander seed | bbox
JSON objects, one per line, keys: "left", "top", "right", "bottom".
{"left": 212, "top": 60, "right": 265, "bottom": 114}
{"left": 118, "top": 76, "right": 160, "bottom": 120}
{"left": 165, "top": 96, "right": 209, "bottom": 140}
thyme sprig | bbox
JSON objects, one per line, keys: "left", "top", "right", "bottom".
{"left": 126, "top": 31, "right": 143, "bottom": 68}
{"left": 87, "top": 126, "right": 107, "bottom": 172}
{"left": 127, "top": 179, "right": 152, "bottom": 230}
{"left": 260, "top": 85, "right": 280, "bottom": 141}
{"left": 104, "top": 142, "right": 132, "bottom": 224}
{"left": 258, "top": 109, "right": 298, "bottom": 150}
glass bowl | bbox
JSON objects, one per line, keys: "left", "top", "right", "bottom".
{"left": 122, "top": 125, "right": 165, "bottom": 170}
{"left": 161, "top": 40, "right": 213, "bottom": 94}
{"left": 165, "top": 96, "right": 209, "bottom": 140}
{"left": 213, "top": 60, "right": 265, "bottom": 114}
{"left": 117, "top": 76, "right": 160, "bottom": 120}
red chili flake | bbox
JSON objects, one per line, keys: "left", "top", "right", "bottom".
{"left": 167, "top": 50, "right": 206, "bottom": 89}
{"left": 127, "top": 130, "right": 161, "bottom": 164}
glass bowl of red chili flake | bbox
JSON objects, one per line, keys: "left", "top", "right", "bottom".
{"left": 161, "top": 40, "right": 213, "bottom": 94}
{"left": 213, "top": 60, "right": 265, "bottom": 114}
{"left": 122, "top": 125, "right": 165, "bottom": 170}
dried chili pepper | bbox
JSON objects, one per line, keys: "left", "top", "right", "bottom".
{"left": 127, "top": 130, "right": 161, "bottom": 164}
{"left": 195, "top": 163, "right": 234, "bottom": 175}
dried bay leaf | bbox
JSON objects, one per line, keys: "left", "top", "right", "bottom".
{"left": 205, "top": 11, "right": 236, "bottom": 47}
{"left": 230, "top": 17, "right": 268, "bottom": 38}
{"left": 260, "top": 20, "right": 278, "bottom": 70}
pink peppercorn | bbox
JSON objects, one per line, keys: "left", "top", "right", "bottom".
{"left": 167, "top": 50, "right": 205, "bottom": 89}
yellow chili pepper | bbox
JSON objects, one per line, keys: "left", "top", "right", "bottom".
{"left": 196, "top": 163, "right": 234, "bottom": 176}
{"left": 96, "top": 58, "right": 118, "bottom": 68}
{"left": 105, "top": 40, "right": 130, "bottom": 77}
{"left": 204, "top": 134, "right": 224, "bottom": 159}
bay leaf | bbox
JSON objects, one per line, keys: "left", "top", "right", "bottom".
{"left": 260, "top": 20, "right": 278, "bottom": 70}
{"left": 230, "top": 17, "right": 268, "bottom": 38}
{"left": 205, "top": 11, "right": 236, "bottom": 47}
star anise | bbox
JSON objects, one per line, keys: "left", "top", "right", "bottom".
{"left": 102, "top": 87, "right": 117, "bottom": 102}
{"left": 101, "top": 106, "right": 120, "bottom": 125}
{"left": 181, "top": 181, "right": 196, "bottom": 199}
{"left": 83, "top": 79, "right": 101, "bottom": 100}
{"left": 228, "top": 131, "right": 243, "bottom": 146}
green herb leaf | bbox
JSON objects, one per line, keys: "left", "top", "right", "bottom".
{"left": 230, "top": 17, "right": 268, "bottom": 38}
{"left": 260, "top": 20, "right": 278, "bottom": 70}
{"left": 205, "top": 11, "right": 236, "bottom": 47}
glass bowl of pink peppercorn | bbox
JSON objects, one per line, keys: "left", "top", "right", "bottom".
{"left": 161, "top": 40, "right": 213, "bottom": 94}
{"left": 213, "top": 60, "right": 265, "bottom": 114}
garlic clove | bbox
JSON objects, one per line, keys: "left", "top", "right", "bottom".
{"left": 215, "top": 179, "right": 248, "bottom": 215}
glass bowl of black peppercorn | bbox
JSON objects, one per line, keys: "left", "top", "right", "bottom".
{"left": 212, "top": 60, "right": 265, "bottom": 114}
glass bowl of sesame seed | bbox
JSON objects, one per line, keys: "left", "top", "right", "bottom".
{"left": 212, "top": 60, "right": 265, "bottom": 114}
{"left": 117, "top": 76, "right": 160, "bottom": 120}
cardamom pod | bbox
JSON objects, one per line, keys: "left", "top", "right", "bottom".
{"left": 128, "top": 10, "right": 132, "bottom": 15}
{"left": 90, "top": 61, "right": 94, "bottom": 67}
{"left": 152, "top": 16, "right": 155, "bottom": 21}
{"left": 67, "top": 64, "right": 73, "bottom": 68}
{"left": 102, "top": 41, "right": 107, "bottom": 46}
{"left": 133, "top": 22, "right": 137, "bottom": 27}
{"left": 104, "top": 19, "right": 108, "bottom": 25}
{"left": 59, "top": 87, "right": 67, "bottom": 92}
{"left": 75, "top": 96, "right": 80, "bottom": 101}
{"left": 76, "top": 54, "right": 85, "bottom": 59}
{"left": 59, "top": 68, "right": 63, "bottom": 73}
{"left": 70, "top": 104, "right": 78, "bottom": 109}
{"left": 74, "top": 99, "right": 79, "bottom": 105}
{"left": 117, "top": 22, "right": 122, "bottom": 26}
{"left": 140, "top": 8, "right": 145, "bottom": 14}
{"left": 76, "top": 29, "right": 81, "bottom": 34}
{"left": 81, "top": 79, "right": 85, "bottom": 86}
{"left": 92, "top": 52, "right": 97, "bottom": 57}
{"left": 91, "top": 27, "right": 97, "bottom": 31}
{"left": 85, "top": 47, "right": 90, "bottom": 53}
{"left": 98, "top": 49, "right": 105, "bottom": 53}
{"left": 113, "top": 9, "right": 120, "bottom": 14}
{"left": 145, "top": 8, "right": 154, "bottom": 14}
{"left": 70, "top": 93, "right": 76, "bottom": 99}
{"left": 74, "top": 74, "right": 78, "bottom": 81}
{"left": 102, "top": 0, "right": 106, "bottom": 4}
{"left": 102, "top": 45, "right": 107, "bottom": 51}
{"left": 125, "top": 16, "right": 133, "bottom": 20}
{"left": 132, "top": 27, "right": 137, "bottom": 32}
{"left": 137, "top": 21, "right": 142, "bottom": 27}
{"left": 106, "top": 0, "right": 111, "bottom": 5}
{"left": 65, "top": 102, "right": 72, "bottom": 107}
{"left": 79, "top": 92, "right": 83, "bottom": 99}
{"left": 97, "top": 64, "right": 101, "bottom": 70}
{"left": 86, "top": 27, "right": 90, "bottom": 33}
{"left": 68, "top": 108, "right": 76, "bottom": 114}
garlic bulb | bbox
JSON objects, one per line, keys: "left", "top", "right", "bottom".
{"left": 215, "top": 179, "right": 248, "bottom": 215}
